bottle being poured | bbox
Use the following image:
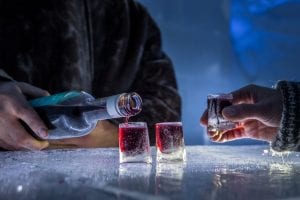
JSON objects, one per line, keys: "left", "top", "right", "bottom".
{"left": 29, "top": 91, "right": 142, "bottom": 139}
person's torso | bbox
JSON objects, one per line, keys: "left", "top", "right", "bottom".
{"left": 0, "top": 0, "right": 147, "bottom": 97}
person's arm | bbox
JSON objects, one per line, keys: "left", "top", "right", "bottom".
{"left": 272, "top": 80, "right": 300, "bottom": 152}
{"left": 128, "top": 4, "right": 181, "bottom": 145}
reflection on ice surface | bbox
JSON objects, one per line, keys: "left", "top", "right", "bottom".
{"left": 0, "top": 146, "right": 300, "bottom": 199}
{"left": 155, "top": 162, "right": 186, "bottom": 197}
{"left": 119, "top": 163, "right": 152, "bottom": 193}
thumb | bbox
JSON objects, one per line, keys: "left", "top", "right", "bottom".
{"left": 17, "top": 82, "right": 50, "bottom": 98}
{"left": 222, "top": 104, "right": 266, "bottom": 122}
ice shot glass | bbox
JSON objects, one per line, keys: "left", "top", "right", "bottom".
{"left": 156, "top": 122, "right": 186, "bottom": 162}
{"left": 119, "top": 122, "right": 152, "bottom": 164}
{"left": 207, "top": 93, "right": 236, "bottom": 141}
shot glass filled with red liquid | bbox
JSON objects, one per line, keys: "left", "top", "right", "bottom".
{"left": 207, "top": 93, "right": 237, "bottom": 142}
{"left": 156, "top": 122, "right": 186, "bottom": 162}
{"left": 119, "top": 122, "right": 152, "bottom": 163}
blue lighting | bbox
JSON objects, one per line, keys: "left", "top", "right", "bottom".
{"left": 230, "top": 0, "right": 300, "bottom": 79}
{"left": 248, "top": 0, "right": 300, "bottom": 13}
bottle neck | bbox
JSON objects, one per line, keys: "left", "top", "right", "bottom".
{"left": 92, "top": 92, "right": 142, "bottom": 118}
{"left": 117, "top": 92, "right": 142, "bottom": 117}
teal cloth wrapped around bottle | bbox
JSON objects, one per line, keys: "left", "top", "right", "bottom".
{"left": 30, "top": 91, "right": 82, "bottom": 107}
{"left": 29, "top": 91, "right": 142, "bottom": 139}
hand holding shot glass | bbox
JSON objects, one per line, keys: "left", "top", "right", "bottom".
{"left": 207, "top": 93, "right": 240, "bottom": 142}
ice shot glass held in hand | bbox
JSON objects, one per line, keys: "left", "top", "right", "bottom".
{"left": 156, "top": 122, "right": 186, "bottom": 162}
{"left": 119, "top": 122, "right": 152, "bottom": 164}
{"left": 207, "top": 93, "right": 238, "bottom": 142}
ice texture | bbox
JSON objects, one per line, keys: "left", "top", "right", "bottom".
{"left": 119, "top": 123, "right": 151, "bottom": 164}
{"left": 0, "top": 146, "right": 300, "bottom": 199}
{"left": 156, "top": 122, "right": 185, "bottom": 162}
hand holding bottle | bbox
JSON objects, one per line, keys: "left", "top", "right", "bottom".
{"left": 200, "top": 84, "right": 283, "bottom": 142}
{"left": 30, "top": 91, "right": 142, "bottom": 140}
{"left": 0, "top": 81, "right": 49, "bottom": 150}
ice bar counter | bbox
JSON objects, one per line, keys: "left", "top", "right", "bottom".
{"left": 1, "top": 145, "right": 300, "bottom": 200}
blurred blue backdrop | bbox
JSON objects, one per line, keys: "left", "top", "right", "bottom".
{"left": 139, "top": 0, "right": 300, "bottom": 145}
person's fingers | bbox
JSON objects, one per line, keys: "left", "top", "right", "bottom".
{"left": 13, "top": 103, "right": 48, "bottom": 139}
{"left": 242, "top": 120, "right": 278, "bottom": 142}
{"left": 222, "top": 103, "right": 268, "bottom": 123}
{"left": 0, "top": 117, "right": 49, "bottom": 150}
{"left": 248, "top": 126, "right": 278, "bottom": 142}
{"left": 200, "top": 110, "right": 208, "bottom": 126}
{"left": 18, "top": 137, "right": 49, "bottom": 151}
{"left": 0, "top": 139, "right": 17, "bottom": 150}
{"left": 210, "top": 127, "right": 245, "bottom": 143}
{"left": 13, "top": 123, "right": 49, "bottom": 150}
{"left": 242, "top": 120, "right": 261, "bottom": 135}
{"left": 210, "top": 132, "right": 223, "bottom": 142}
{"left": 230, "top": 84, "right": 258, "bottom": 104}
{"left": 242, "top": 120, "right": 265, "bottom": 140}
{"left": 207, "top": 129, "right": 218, "bottom": 138}
{"left": 17, "top": 82, "right": 50, "bottom": 98}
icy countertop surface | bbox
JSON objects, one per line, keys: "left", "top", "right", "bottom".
{"left": 1, "top": 145, "right": 300, "bottom": 200}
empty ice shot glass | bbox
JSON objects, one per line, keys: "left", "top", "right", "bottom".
{"left": 207, "top": 93, "right": 237, "bottom": 141}
{"left": 156, "top": 122, "right": 186, "bottom": 162}
{"left": 119, "top": 122, "right": 152, "bottom": 164}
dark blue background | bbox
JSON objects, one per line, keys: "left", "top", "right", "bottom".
{"left": 139, "top": 0, "right": 300, "bottom": 145}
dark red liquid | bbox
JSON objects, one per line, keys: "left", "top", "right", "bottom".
{"left": 125, "top": 117, "right": 130, "bottom": 124}
{"left": 156, "top": 124, "right": 183, "bottom": 153}
{"left": 119, "top": 126, "right": 149, "bottom": 153}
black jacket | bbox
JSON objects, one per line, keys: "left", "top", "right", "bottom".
{"left": 0, "top": 0, "right": 181, "bottom": 144}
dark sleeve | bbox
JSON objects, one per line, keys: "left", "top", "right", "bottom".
{"left": 271, "top": 80, "right": 300, "bottom": 152}
{"left": 128, "top": 3, "right": 181, "bottom": 145}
